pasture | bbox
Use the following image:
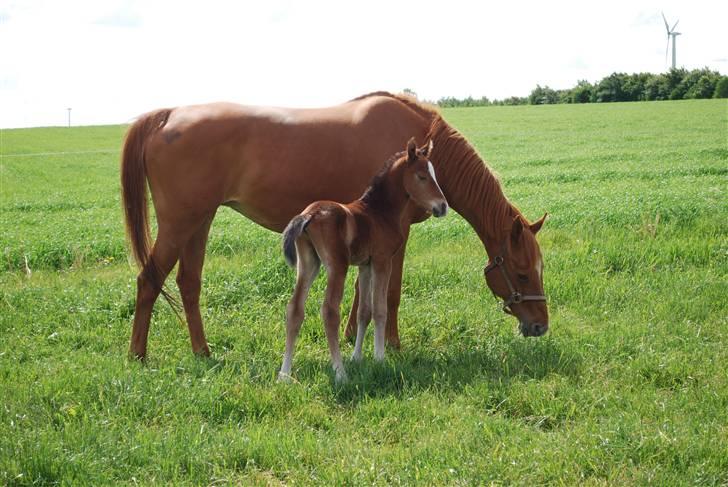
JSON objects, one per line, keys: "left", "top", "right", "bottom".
{"left": 1, "top": 99, "right": 726, "bottom": 484}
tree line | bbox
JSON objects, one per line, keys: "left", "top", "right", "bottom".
{"left": 433, "top": 68, "right": 728, "bottom": 107}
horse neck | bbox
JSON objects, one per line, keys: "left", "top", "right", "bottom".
{"left": 428, "top": 120, "right": 519, "bottom": 256}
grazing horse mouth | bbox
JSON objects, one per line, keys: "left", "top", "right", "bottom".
{"left": 519, "top": 321, "right": 548, "bottom": 337}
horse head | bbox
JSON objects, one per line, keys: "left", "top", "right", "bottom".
{"left": 484, "top": 213, "right": 548, "bottom": 337}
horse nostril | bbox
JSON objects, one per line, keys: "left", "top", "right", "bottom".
{"left": 533, "top": 323, "right": 547, "bottom": 336}
{"left": 436, "top": 202, "right": 447, "bottom": 217}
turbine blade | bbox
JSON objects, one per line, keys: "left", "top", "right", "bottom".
{"left": 661, "top": 11, "right": 670, "bottom": 31}
{"left": 665, "top": 37, "right": 669, "bottom": 66}
{"left": 671, "top": 19, "right": 679, "bottom": 31}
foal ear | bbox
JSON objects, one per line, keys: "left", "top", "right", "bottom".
{"left": 511, "top": 215, "right": 524, "bottom": 243}
{"left": 529, "top": 212, "right": 548, "bottom": 234}
{"left": 407, "top": 137, "right": 417, "bottom": 162}
{"left": 418, "top": 139, "right": 434, "bottom": 158}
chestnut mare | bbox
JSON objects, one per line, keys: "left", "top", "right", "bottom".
{"left": 121, "top": 92, "right": 548, "bottom": 359}
{"left": 279, "top": 139, "right": 447, "bottom": 383}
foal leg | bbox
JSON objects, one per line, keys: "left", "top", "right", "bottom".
{"left": 321, "top": 262, "right": 348, "bottom": 383}
{"left": 346, "top": 226, "right": 411, "bottom": 347}
{"left": 279, "top": 241, "right": 320, "bottom": 381}
{"left": 343, "top": 279, "right": 359, "bottom": 342}
{"left": 129, "top": 235, "right": 182, "bottom": 360}
{"left": 176, "top": 214, "right": 215, "bottom": 356}
{"left": 371, "top": 258, "right": 393, "bottom": 361}
{"left": 351, "top": 265, "right": 372, "bottom": 361}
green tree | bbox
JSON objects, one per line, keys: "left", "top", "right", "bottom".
{"left": 595, "top": 73, "right": 626, "bottom": 102}
{"left": 571, "top": 80, "right": 593, "bottom": 103}
{"left": 714, "top": 77, "right": 728, "bottom": 98}
{"left": 529, "top": 85, "right": 558, "bottom": 104}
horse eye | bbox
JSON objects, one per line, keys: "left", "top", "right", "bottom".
{"left": 417, "top": 174, "right": 427, "bottom": 181}
{"left": 517, "top": 274, "right": 528, "bottom": 283}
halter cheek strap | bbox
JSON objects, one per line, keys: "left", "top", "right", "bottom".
{"left": 483, "top": 250, "right": 547, "bottom": 315}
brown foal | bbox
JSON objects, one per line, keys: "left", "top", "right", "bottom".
{"left": 278, "top": 139, "right": 447, "bottom": 383}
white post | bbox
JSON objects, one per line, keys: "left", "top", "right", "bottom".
{"left": 67, "top": 108, "right": 72, "bottom": 127}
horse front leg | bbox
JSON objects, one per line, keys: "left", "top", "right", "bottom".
{"left": 384, "top": 223, "right": 411, "bottom": 349}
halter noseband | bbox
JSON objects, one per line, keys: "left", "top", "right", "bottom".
{"left": 483, "top": 245, "right": 547, "bottom": 315}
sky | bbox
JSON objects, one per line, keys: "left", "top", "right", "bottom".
{"left": 1, "top": 0, "right": 726, "bottom": 128}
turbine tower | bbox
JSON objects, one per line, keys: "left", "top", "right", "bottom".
{"left": 662, "top": 12, "right": 681, "bottom": 69}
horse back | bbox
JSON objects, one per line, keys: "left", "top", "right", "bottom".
{"left": 140, "top": 97, "right": 430, "bottom": 231}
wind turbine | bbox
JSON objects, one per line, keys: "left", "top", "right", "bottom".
{"left": 662, "top": 12, "right": 681, "bottom": 69}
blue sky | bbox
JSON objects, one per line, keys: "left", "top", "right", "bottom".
{"left": 1, "top": 0, "right": 726, "bottom": 128}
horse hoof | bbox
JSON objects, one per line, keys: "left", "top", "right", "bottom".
{"left": 277, "top": 372, "right": 293, "bottom": 383}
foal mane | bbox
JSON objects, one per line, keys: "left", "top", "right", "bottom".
{"left": 359, "top": 150, "right": 405, "bottom": 211}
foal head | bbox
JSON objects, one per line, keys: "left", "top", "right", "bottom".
{"left": 401, "top": 138, "right": 448, "bottom": 217}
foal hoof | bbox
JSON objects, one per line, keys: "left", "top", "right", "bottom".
{"left": 277, "top": 371, "right": 293, "bottom": 383}
{"left": 334, "top": 370, "right": 349, "bottom": 385}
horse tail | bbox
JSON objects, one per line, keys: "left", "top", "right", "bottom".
{"left": 282, "top": 214, "right": 312, "bottom": 267}
{"left": 120, "top": 108, "right": 180, "bottom": 309}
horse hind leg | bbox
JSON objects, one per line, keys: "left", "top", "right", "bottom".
{"left": 176, "top": 214, "right": 215, "bottom": 356}
{"left": 129, "top": 236, "right": 182, "bottom": 360}
{"left": 279, "top": 239, "right": 320, "bottom": 381}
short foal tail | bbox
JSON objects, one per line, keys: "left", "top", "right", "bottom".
{"left": 120, "top": 108, "right": 179, "bottom": 308}
{"left": 282, "top": 214, "right": 312, "bottom": 267}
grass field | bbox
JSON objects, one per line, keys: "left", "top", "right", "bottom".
{"left": 1, "top": 99, "right": 727, "bottom": 484}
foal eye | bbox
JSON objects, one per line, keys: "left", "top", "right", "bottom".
{"left": 417, "top": 174, "right": 427, "bottom": 181}
{"left": 517, "top": 274, "right": 529, "bottom": 283}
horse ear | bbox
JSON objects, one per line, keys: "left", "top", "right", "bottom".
{"left": 530, "top": 212, "right": 548, "bottom": 234}
{"left": 407, "top": 137, "right": 417, "bottom": 162}
{"left": 418, "top": 139, "right": 434, "bottom": 158}
{"left": 511, "top": 215, "right": 524, "bottom": 243}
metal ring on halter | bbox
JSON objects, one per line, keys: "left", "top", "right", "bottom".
{"left": 483, "top": 245, "right": 546, "bottom": 315}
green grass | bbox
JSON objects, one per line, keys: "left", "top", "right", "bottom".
{"left": 1, "top": 99, "right": 727, "bottom": 484}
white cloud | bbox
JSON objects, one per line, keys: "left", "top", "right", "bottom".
{"left": 1, "top": 0, "right": 726, "bottom": 128}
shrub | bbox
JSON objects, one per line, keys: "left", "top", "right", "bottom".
{"left": 714, "top": 77, "right": 728, "bottom": 98}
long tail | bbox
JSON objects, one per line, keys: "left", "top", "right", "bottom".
{"left": 282, "top": 214, "right": 312, "bottom": 267}
{"left": 120, "top": 108, "right": 179, "bottom": 310}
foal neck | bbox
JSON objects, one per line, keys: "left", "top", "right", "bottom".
{"left": 359, "top": 159, "right": 410, "bottom": 224}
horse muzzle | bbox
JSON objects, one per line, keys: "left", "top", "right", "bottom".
{"left": 519, "top": 321, "right": 548, "bottom": 337}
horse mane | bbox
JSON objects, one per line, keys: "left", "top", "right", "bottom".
{"left": 425, "top": 116, "right": 523, "bottom": 239}
{"left": 359, "top": 150, "right": 405, "bottom": 211}
{"left": 348, "top": 91, "right": 440, "bottom": 120}
{"left": 351, "top": 91, "right": 523, "bottom": 240}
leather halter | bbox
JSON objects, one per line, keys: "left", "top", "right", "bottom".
{"left": 483, "top": 245, "right": 547, "bottom": 315}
